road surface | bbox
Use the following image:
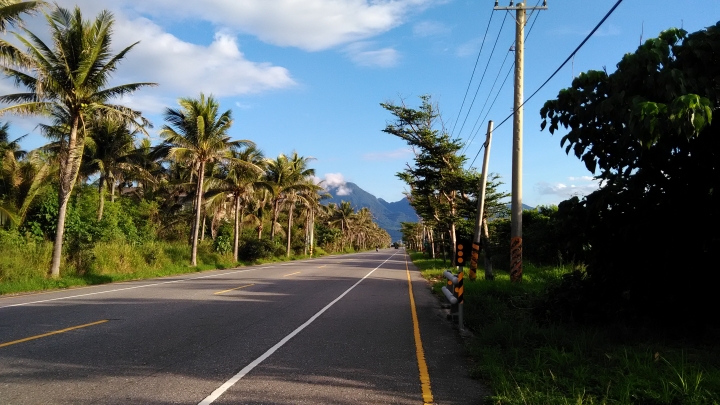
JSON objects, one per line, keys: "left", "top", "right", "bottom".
{"left": 0, "top": 249, "right": 487, "bottom": 404}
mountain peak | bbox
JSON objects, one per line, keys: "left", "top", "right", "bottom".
{"left": 323, "top": 183, "right": 416, "bottom": 241}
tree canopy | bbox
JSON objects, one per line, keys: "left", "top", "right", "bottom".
{"left": 540, "top": 23, "right": 719, "bottom": 326}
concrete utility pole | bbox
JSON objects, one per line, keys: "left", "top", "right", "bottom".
{"left": 494, "top": 0, "right": 547, "bottom": 282}
{"left": 470, "top": 120, "right": 494, "bottom": 281}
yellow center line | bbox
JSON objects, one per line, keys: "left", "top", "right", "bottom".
{"left": 317, "top": 265, "right": 327, "bottom": 268}
{"left": 0, "top": 320, "right": 108, "bottom": 349}
{"left": 283, "top": 272, "right": 301, "bottom": 277}
{"left": 214, "top": 284, "right": 255, "bottom": 295}
{"left": 405, "top": 252, "right": 434, "bottom": 404}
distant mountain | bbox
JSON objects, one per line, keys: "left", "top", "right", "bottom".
{"left": 324, "top": 182, "right": 416, "bottom": 242}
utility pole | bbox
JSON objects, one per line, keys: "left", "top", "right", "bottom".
{"left": 494, "top": 0, "right": 547, "bottom": 282}
{"left": 470, "top": 120, "right": 494, "bottom": 281}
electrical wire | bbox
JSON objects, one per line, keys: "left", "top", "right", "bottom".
{"left": 449, "top": 11, "right": 495, "bottom": 137}
{"left": 468, "top": 0, "right": 624, "bottom": 168}
{"left": 463, "top": 0, "right": 543, "bottom": 160}
{"left": 453, "top": 12, "right": 508, "bottom": 140}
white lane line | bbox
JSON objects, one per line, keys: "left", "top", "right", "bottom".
{"left": 0, "top": 267, "right": 266, "bottom": 310}
{"left": 198, "top": 252, "right": 400, "bottom": 405}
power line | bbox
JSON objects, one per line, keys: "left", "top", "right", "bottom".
{"left": 454, "top": 12, "right": 509, "bottom": 140}
{"left": 490, "top": 0, "right": 624, "bottom": 135}
{"left": 449, "top": 12, "right": 495, "bottom": 137}
{"left": 464, "top": 0, "right": 543, "bottom": 162}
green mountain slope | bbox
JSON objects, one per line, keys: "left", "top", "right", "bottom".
{"left": 324, "top": 182, "right": 416, "bottom": 242}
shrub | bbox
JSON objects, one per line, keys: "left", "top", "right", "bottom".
{"left": 238, "top": 238, "right": 275, "bottom": 261}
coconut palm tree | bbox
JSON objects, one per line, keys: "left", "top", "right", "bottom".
{"left": 159, "top": 93, "right": 253, "bottom": 266}
{"left": 283, "top": 179, "right": 323, "bottom": 257}
{"left": 265, "top": 152, "right": 315, "bottom": 243}
{"left": 0, "top": 6, "right": 155, "bottom": 277}
{"left": 82, "top": 116, "right": 139, "bottom": 220}
{"left": 329, "top": 200, "right": 355, "bottom": 251}
{"left": 0, "top": 0, "right": 44, "bottom": 32}
{"left": 205, "top": 146, "right": 269, "bottom": 261}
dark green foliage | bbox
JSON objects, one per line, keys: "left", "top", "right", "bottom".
{"left": 315, "top": 222, "right": 341, "bottom": 246}
{"left": 237, "top": 238, "right": 275, "bottom": 261}
{"left": 540, "top": 23, "right": 720, "bottom": 329}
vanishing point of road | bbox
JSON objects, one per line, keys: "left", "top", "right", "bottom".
{"left": 0, "top": 249, "right": 487, "bottom": 404}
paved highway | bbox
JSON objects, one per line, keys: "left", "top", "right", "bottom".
{"left": 0, "top": 249, "right": 486, "bottom": 404}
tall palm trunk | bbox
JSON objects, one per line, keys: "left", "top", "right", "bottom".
{"left": 50, "top": 115, "right": 83, "bottom": 278}
{"left": 190, "top": 161, "right": 206, "bottom": 266}
{"left": 97, "top": 175, "right": 105, "bottom": 221}
{"left": 304, "top": 214, "right": 309, "bottom": 256}
{"left": 233, "top": 196, "right": 240, "bottom": 262}
{"left": 309, "top": 210, "right": 315, "bottom": 257}
{"left": 110, "top": 177, "right": 117, "bottom": 203}
{"left": 286, "top": 202, "right": 294, "bottom": 257}
{"left": 270, "top": 197, "right": 280, "bottom": 241}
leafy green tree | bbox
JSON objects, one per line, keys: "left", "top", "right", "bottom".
{"left": 0, "top": 6, "right": 155, "bottom": 277}
{"left": 540, "top": 23, "right": 719, "bottom": 326}
{"left": 159, "top": 93, "right": 252, "bottom": 266}
{"left": 383, "top": 95, "right": 508, "bottom": 268}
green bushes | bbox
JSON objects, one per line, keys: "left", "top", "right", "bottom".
{"left": 238, "top": 238, "right": 275, "bottom": 261}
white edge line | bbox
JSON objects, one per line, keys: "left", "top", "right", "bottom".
{"left": 198, "top": 252, "right": 399, "bottom": 405}
{"left": 0, "top": 267, "right": 268, "bottom": 310}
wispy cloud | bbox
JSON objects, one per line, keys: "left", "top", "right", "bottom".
{"left": 345, "top": 42, "right": 400, "bottom": 67}
{"left": 535, "top": 176, "right": 600, "bottom": 200}
{"left": 413, "top": 21, "right": 450, "bottom": 37}
{"left": 103, "top": 0, "right": 442, "bottom": 52}
{"left": 362, "top": 148, "right": 413, "bottom": 161}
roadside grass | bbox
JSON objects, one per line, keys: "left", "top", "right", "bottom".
{"left": 409, "top": 251, "right": 720, "bottom": 405}
{"left": 0, "top": 237, "right": 332, "bottom": 296}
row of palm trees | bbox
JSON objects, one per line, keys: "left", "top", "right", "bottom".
{"left": 0, "top": 2, "right": 390, "bottom": 277}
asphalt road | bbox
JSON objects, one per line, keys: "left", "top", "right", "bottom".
{"left": 0, "top": 249, "right": 487, "bottom": 404}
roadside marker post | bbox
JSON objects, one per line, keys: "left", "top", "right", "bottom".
{"left": 441, "top": 240, "right": 469, "bottom": 330}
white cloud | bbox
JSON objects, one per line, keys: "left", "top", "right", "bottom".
{"left": 113, "top": 20, "right": 296, "bottom": 101}
{"left": 2, "top": 4, "right": 296, "bottom": 116}
{"left": 319, "top": 173, "right": 352, "bottom": 196}
{"left": 362, "top": 148, "right": 413, "bottom": 160}
{"left": 126, "top": 0, "right": 439, "bottom": 51}
{"left": 345, "top": 42, "right": 399, "bottom": 67}
{"left": 536, "top": 177, "right": 600, "bottom": 200}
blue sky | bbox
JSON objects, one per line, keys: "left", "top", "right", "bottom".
{"left": 2, "top": 0, "right": 718, "bottom": 206}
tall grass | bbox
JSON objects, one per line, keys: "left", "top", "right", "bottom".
{"left": 411, "top": 251, "right": 720, "bottom": 405}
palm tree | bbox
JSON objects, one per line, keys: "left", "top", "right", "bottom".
{"left": 329, "top": 200, "right": 355, "bottom": 251}
{"left": 159, "top": 93, "right": 253, "bottom": 266}
{"left": 265, "top": 151, "right": 315, "bottom": 243}
{"left": 0, "top": 0, "right": 44, "bottom": 32}
{"left": 205, "top": 146, "right": 268, "bottom": 261}
{"left": 82, "top": 116, "right": 139, "bottom": 220}
{"left": 0, "top": 6, "right": 155, "bottom": 277}
{"left": 283, "top": 179, "right": 323, "bottom": 257}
